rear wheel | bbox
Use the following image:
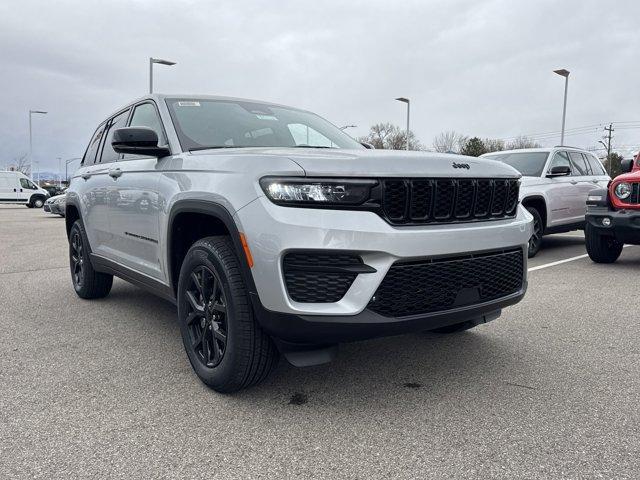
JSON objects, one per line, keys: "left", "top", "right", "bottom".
{"left": 585, "top": 222, "right": 623, "bottom": 263}
{"left": 69, "top": 220, "right": 113, "bottom": 298}
{"left": 177, "top": 236, "right": 279, "bottom": 393}
{"left": 526, "top": 206, "right": 543, "bottom": 258}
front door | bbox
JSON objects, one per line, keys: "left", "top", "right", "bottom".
{"left": 17, "top": 177, "right": 39, "bottom": 204}
{"left": 545, "top": 151, "right": 583, "bottom": 227}
{"left": 105, "top": 102, "right": 167, "bottom": 281}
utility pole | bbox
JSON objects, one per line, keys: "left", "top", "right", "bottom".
{"left": 604, "top": 123, "right": 614, "bottom": 175}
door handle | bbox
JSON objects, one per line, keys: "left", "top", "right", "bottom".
{"left": 13, "top": 188, "right": 16, "bottom": 192}
{"left": 108, "top": 168, "right": 123, "bottom": 179}
{"left": 81, "top": 173, "right": 92, "bottom": 180}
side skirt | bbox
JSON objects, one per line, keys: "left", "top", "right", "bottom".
{"left": 89, "top": 253, "right": 176, "bottom": 304}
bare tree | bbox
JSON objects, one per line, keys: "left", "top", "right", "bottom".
{"left": 482, "top": 138, "right": 505, "bottom": 153}
{"left": 432, "top": 131, "right": 467, "bottom": 153}
{"left": 505, "top": 136, "right": 540, "bottom": 150}
{"left": 10, "top": 153, "right": 30, "bottom": 175}
{"left": 358, "top": 123, "right": 423, "bottom": 150}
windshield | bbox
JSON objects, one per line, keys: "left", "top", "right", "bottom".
{"left": 484, "top": 151, "right": 550, "bottom": 176}
{"left": 166, "top": 98, "right": 364, "bottom": 151}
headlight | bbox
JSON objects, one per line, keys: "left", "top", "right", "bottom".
{"left": 614, "top": 182, "right": 632, "bottom": 200}
{"left": 260, "top": 177, "right": 376, "bottom": 206}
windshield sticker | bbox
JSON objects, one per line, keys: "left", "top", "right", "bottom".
{"left": 177, "top": 101, "right": 201, "bottom": 107}
{"left": 255, "top": 114, "right": 278, "bottom": 121}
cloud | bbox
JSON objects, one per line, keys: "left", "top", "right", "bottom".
{"left": 1, "top": 0, "right": 639, "bottom": 171}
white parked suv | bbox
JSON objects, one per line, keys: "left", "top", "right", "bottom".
{"left": 482, "top": 147, "right": 610, "bottom": 257}
{"left": 66, "top": 94, "right": 532, "bottom": 392}
{"left": 0, "top": 171, "right": 49, "bottom": 208}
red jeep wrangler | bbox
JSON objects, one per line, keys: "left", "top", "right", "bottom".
{"left": 585, "top": 153, "right": 640, "bottom": 262}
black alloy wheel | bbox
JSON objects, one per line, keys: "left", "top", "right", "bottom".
{"left": 70, "top": 229, "right": 85, "bottom": 289}
{"left": 185, "top": 265, "right": 228, "bottom": 368}
{"left": 527, "top": 207, "right": 543, "bottom": 258}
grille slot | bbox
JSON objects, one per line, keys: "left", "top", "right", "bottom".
{"left": 381, "top": 178, "right": 519, "bottom": 225}
{"left": 283, "top": 252, "right": 364, "bottom": 303}
{"left": 368, "top": 248, "right": 524, "bottom": 317}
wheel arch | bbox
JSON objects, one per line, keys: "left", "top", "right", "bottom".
{"left": 167, "top": 200, "right": 257, "bottom": 297}
{"left": 65, "top": 202, "right": 81, "bottom": 239}
{"left": 521, "top": 195, "right": 547, "bottom": 232}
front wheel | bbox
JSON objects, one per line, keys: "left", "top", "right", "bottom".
{"left": 526, "top": 207, "right": 543, "bottom": 258}
{"left": 31, "top": 197, "right": 45, "bottom": 208}
{"left": 177, "top": 236, "right": 279, "bottom": 393}
{"left": 585, "top": 223, "right": 623, "bottom": 263}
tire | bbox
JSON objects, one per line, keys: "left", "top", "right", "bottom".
{"left": 585, "top": 222, "right": 623, "bottom": 263}
{"left": 26, "top": 204, "right": 33, "bottom": 209}
{"left": 31, "top": 197, "right": 45, "bottom": 208}
{"left": 430, "top": 320, "right": 479, "bottom": 334}
{"left": 526, "top": 206, "right": 543, "bottom": 258}
{"left": 177, "top": 236, "right": 279, "bottom": 393}
{"left": 69, "top": 220, "right": 113, "bottom": 299}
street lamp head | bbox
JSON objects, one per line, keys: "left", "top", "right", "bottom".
{"left": 151, "top": 58, "right": 176, "bottom": 66}
{"left": 30, "top": 110, "right": 47, "bottom": 114}
{"left": 553, "top": 69, "right": 570, "bottom": 77}
{"left": 395, "top": 97, "right": 410, "bottom": 104}
{"left": 340, "top": 125, "right": 357, "bottom": 130}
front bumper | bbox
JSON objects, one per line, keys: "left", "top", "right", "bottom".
{"left": 586, "top": 205, "right": 640, "bottom": 244}
{"left": 43, "top": 204, "right": 51, "bottom": 212}
{"left": 235, "top": 197, "right": 532, "bottom": 319}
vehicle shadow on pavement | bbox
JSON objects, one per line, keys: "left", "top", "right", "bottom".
{"left": 103, "top": 280, "right": 530, "bottom": 407}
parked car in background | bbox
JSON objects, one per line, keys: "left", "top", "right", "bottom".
{"left": 44, "top": 191, "right": 67, "bottom": 216}
{"left": 585, "top": 157, "right": 640, "bottom": 262}
{"left": 42, "top": 185, "right": 67, "bottom": 198}
{"left": 65, "top": 94, "right": 532, "bottom": 392}
{"left": 0, "top": 171, "right": 49, "bottom": 208}
{"left": 482, "top": 147, "right": 610, "bottom": 257}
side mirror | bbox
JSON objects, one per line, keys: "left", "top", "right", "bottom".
{"left": 361, "top": 142, "right": 375, "bottom": 149}
{"left": 112, "top": 127, "right": 170, "bottom": 157}
{"left": 547, "top": 165, "right": 571, "bottom": 177}
{"left": 620, "top": 159, "right": 634, "bottom": 173}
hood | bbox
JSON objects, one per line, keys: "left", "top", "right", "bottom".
{"left": 190, "top": 147, "right": 521, "bottom": 178}
{"left": 47, "top": 193, "right": 66, "bottom": 203}
{"left": 519, "top": 175, "right": 548, "bottom": 187}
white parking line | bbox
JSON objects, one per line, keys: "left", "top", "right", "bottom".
{"left": 528, "top": 245, "right": 634, "bottom": 272}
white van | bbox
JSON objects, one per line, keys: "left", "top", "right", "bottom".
{"left": 0, "top": 171, "right": 50, "bottom": 208}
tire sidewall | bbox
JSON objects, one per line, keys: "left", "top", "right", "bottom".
{"left": 177, "top": 243, "right": 245, "bottom": 388}
{"left": 32, "top": 197, "right": 44, "bottom": 208}
{"left": 526, "top": 207, "right": 543, "bottom": 258}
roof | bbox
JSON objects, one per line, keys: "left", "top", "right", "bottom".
{"left": 482, "top": 146, "right": 594, "bottom": 156}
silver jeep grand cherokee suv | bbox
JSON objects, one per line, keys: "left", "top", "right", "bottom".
{"left": 66, "top": 95, "right": 532, "bottom": 392}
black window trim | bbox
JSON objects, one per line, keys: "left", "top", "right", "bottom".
{"left": 80, "top": 122, "right": 107, "bottom": 166}
{"left": 97, "top": 107, "right": 133, "bottom": 165}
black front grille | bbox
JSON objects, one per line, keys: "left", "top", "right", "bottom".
{"left": 283, "top": 252, "right": 363, "bottom": 303}
{"left": 368, "top": 248, "right": 524, "bottom": 317}
{"left": 381, "top": 178, "right": 520, "bottom": 225}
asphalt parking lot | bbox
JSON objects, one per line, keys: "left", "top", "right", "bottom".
{"left": 1, "top": 205, "right": 639, "bottom": 479}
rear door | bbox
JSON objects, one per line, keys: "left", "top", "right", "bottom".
{"left": 584, "top": 152, "right": 610, "bottom": 188}
{"left": 105, "top": 101, "right": 168, "bottom": 281}
{"left": 0, "top": 174, "right": 17, "bottom": 203}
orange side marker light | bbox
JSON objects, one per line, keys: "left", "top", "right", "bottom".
{"left": 239, "top": 232, "right": 254, "bottom": 268}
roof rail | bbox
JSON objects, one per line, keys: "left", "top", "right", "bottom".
{"left": 553, "top": 145, "right": 582, "bottom": 149}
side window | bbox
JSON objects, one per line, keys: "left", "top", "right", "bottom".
{"left": 20, "top": 178, "right": 37, "bottom": 190}
{"left": 99, "top": 110, "right": 130, "bottom": 164}
{"left": 129, "top": 103, "right": 166, "bottom": 145}
{"left": 82, "top": 124, "right": 106, "bottom": 166}
{"left": 548, "top": 151, "right": 572, "bottom": 174}
{"left": 569, "top": 152, "right": 590, "bottom": 176}
{"left": 585, "top": 153, "right": 606, "bottom": 175}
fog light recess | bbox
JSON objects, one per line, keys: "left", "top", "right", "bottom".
{"left": 602, "top": 218, "right": 611, "bottom": 227}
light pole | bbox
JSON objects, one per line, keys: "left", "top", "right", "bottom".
{"left": 553, "top": 69, "right": 570, "bottom": 146}
{"left": 29, "top": 109, "right": 47, "bottom": 180}
{"left": 149, "top": 57, "right": 176, "bottom": 93}
{"left": 64, "top": 157, "right": 82, "bottom": 184}
{"left": 395, "top": 97, "right": 410, "bottom": 150}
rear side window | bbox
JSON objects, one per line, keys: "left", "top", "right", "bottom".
{"left": 569, "top": 152, "right": 591, "bottom": 175}
{"left": 585, "top": 153, "right": 606, "bottom": 175}
{"left": 99, "top": 110, "right": 130, "bottom": 164}
{"left": 82, "top": 124, "right": 106, "bottom": 166}
{"left": 548, "top": 151, "right": 572, "bottom": 173}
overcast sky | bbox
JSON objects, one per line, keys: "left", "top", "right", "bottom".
{"left": 1, "top": 0, "right": 639, "bottom": 173}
